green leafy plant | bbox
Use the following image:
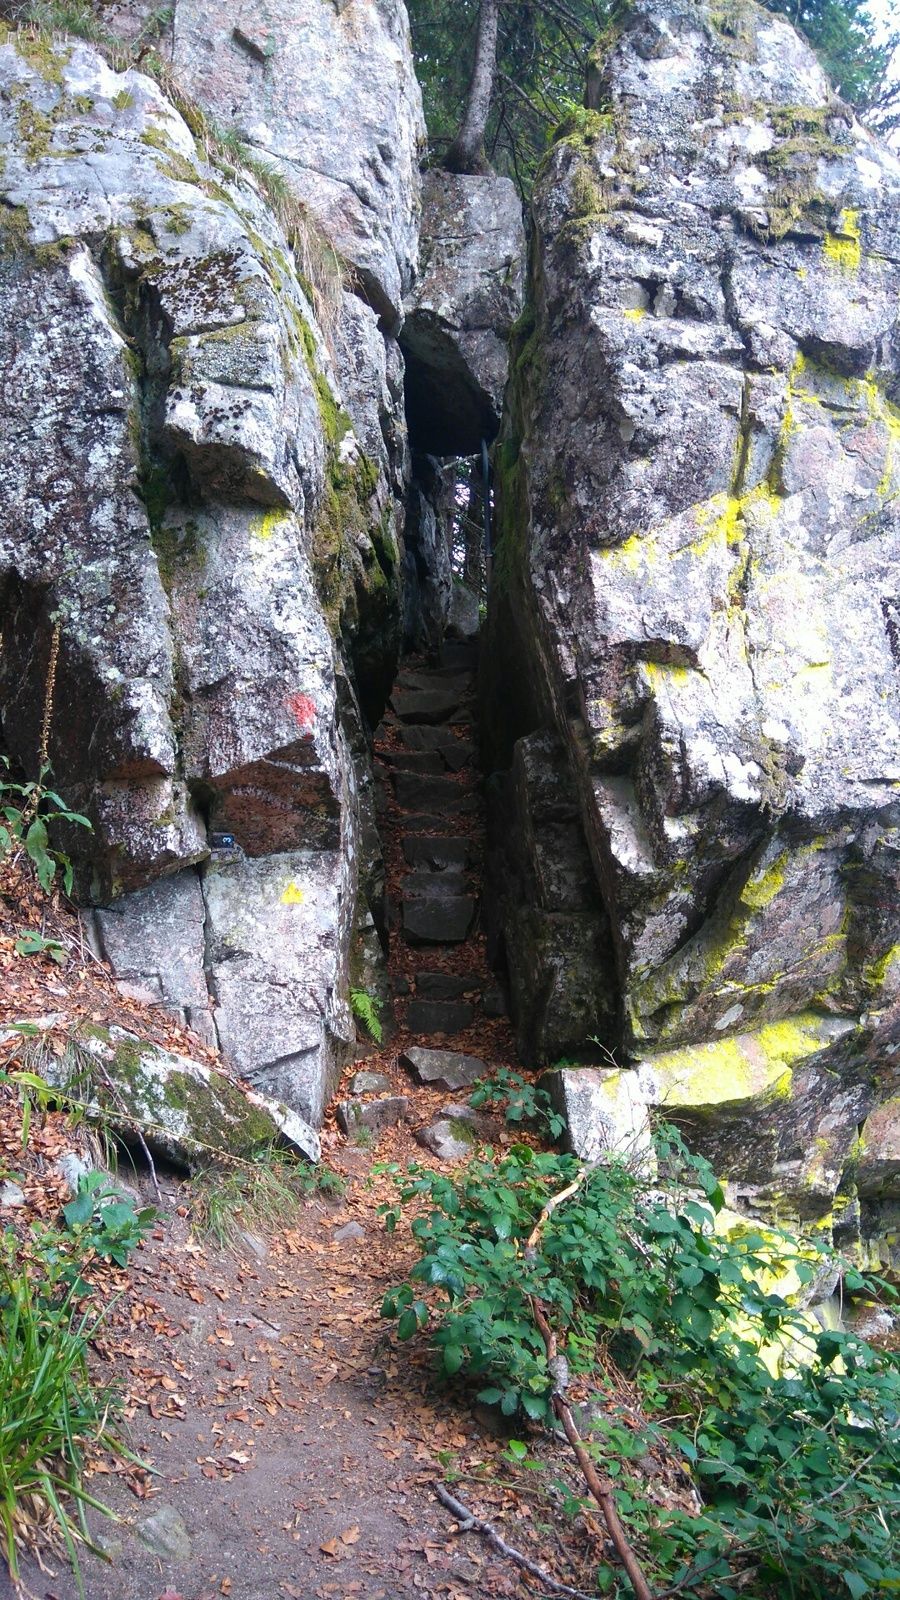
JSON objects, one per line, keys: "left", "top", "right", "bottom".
{"left": 380, "top": 1131, "right": 900, "bottom": 1597}
{"left": 62, "top": 1171, "right": 156, "bottom": 1268}
{"left": 0, "top": 756, "right": 91, "bottom": 896}
{"left": 350, "top": 988, "right": 384, "bottom": 1044}
{"left": 349, "top": 1122, "right": 375, "bottom": 1150}
{"left": 469, "top": 1066, "right": 566, "bottom": 1140}
{"left": 13, "top": 930, "right": 67, "bottom": 963}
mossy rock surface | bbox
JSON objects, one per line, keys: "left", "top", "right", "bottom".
{"left": 15, "top": 1022, "right": 321, "bottom": 1169}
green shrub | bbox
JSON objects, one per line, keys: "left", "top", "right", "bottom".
{"left": 380, "top": 1131, "right": 900, "bottom": 1597}
{"left": 62, "top": 1171, "right": 156, "bottom": 1268}
{"left": 469, "top": 1065, "right": 566, "bottom": 1139}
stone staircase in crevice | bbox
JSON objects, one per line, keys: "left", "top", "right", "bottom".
{"left": 373, "top": 636, "right": 507, "bottom": 1050}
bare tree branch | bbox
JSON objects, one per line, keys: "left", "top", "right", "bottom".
{"left": 433, "top": 1482, "right": 597, "bottom": 1599}
{"left": 525, "top": 1164, "right": 657, "bottom": 1600}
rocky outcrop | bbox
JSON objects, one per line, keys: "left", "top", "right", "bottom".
{"left": 0, "top": 1020, "right": 321, "bottom": 1168}
{"left": 172, "top": 0, "right": 425, "bottom": 325}
{"left": 484, "top": 0, "right": 900, "bottom": 1230}
{"left": 402, "top": 171, "right": 526, "bottom": 454}
{"left": 0, "top": 29, "right": 410, "bottom": 1125}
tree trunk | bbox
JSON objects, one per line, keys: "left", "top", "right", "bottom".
{"left": 444, "top": 0, "right": 501, "bottom": 175}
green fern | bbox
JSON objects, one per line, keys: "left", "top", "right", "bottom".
{"left": 350, "top": 989, "right": 383, "bottom": 1044}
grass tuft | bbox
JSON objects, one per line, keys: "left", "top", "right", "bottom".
{"left": 190, "top": 1143, "right": 345, "bottom": 1249}
{"left": 0, "top": 1229, "right": 128, "bottom": 1595}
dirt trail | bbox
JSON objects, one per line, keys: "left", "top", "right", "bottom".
{"left": 8, "top": 642, "right": 579, "bottom": 1600}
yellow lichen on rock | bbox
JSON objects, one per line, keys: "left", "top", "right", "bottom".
{"left": 643, "top": 1013, "right": 833, "bottom": 1111}
{"left": 823, "top": 206, "right": 861, "bottom": 272}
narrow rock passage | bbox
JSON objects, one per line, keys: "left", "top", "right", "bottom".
{"left": 358, "top": 634, "right": 521, "bottom": 1145}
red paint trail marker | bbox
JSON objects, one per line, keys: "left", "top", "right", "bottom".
{"left": 286, "top": 692, "right": 316, "bottom": 732}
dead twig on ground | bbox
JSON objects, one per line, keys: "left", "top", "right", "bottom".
{"left": 433, "top": 1482, "right": 596, "bottom": 1599}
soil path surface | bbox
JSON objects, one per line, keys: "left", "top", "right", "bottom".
{"left": 8, "top": 642, "right": 596, "bottom": 1600}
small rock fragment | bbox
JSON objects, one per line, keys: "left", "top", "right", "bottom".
{"left": 55, "top": 1150, "right": 93, "bottom": 1196}
{"left": 138, "top": 1504, "right": 192, "bottom": 1562}
{"left": 348, "top": 1070, "right": 393, "bottom": 1096}
{"left": 416, "top": 1117, "right": 477, "bottom": 1161}
{"left": 334, "top": 1220, "right": 366, "bottom": 1242}
{"left": 335, "top": 1096, "right": 409, "bottom": 1135}
{"left": 239, "top": 1230, "right": 268, "bottom": 1263}
{"left": 400, "top": 1047, "right": 486, "bottom": 1092}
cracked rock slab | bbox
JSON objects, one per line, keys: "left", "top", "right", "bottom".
{"left": 3, "top": 1021, "right": 322, "bottom": 1169}
{"left": 402, "top": 170, "right": 526, "bottom": 454}
{"left": 484, "top": 0, "right": 900, "bottom": 1083}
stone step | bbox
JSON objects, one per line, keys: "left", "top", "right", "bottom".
{"left": 440, "top": 641, "right": 479, "bottom": 672}
{"left": 402, "top": 869, "right": 469, "bottom": 899}
{"left": 396, "top": 729, "right": 477, "bottom": 771}
{"left": 399, "top": 814, "right": 457, "bottom": 833}
{"left": 402, "top": 835, "right": 472, "bottom": 870}
{"left": 397, "top": 725, "right": 469, "bottom": 751}
{"left": 402, "top": 895, "right": 476, "bottom": 944}
{"left": 397, "top": 669, "right": 473, "bottom": 697}
{"left": 415, "top": 970, "right": 480, "bottom": 999}
{"left": 393, "top": 771, "right": 477, "bottom": 813}
{"left": 380, "top": 748, "right": 446, "bottom": 775}
{"left": 441, "top": 739, "right": 477, "bottom": 773}
{"left": 406, "top": 997, "right": 475, "bottom": 1034}
{"left": 400, "top": 1046, "right": 485, "bottom": 1092}
{"left": 391, "top": 688, "right": 465, "bottom": 724}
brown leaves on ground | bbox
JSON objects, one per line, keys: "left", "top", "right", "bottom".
{"left": 0, "top": 854, "right": 219, "bottom": 1065}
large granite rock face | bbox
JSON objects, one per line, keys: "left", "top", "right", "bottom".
{"left": 0, "top": 33, "right": 406, "bottom": 1125}
{"left": 484, "top": 0, "right": 900, "bottom": 1229}
{"left": 172, "top": 0, "right": 425, "bottom": 325}
{"left": 402, "top": 171, "right": 526, "bottom": 454}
